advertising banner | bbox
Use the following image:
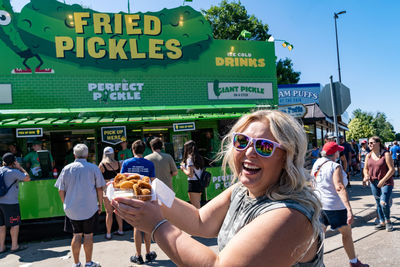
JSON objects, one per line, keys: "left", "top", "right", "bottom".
{"left": 16, "top": 128, "right": 43, "bottom": 137}
{"left": 101, "top": 126, "right": 126, "bottom": 145}
{"left": 278, "top": 83, "right": 321, "bottom": 105}
{"left": 0, "top": 0, "right": 278, "bottom": 111}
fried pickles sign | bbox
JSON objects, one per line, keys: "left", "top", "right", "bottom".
{"left": 0, "top": 0, "right": 212, "bottom": 71}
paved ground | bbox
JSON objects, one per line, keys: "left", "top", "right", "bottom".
{"left": 1, "top": 175, "right": 399, "bottom": 267}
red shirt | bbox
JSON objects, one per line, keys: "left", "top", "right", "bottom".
{"left": 367, "top": 151, "right": 394, "bottom": 186}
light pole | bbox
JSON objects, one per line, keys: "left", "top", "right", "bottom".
{"left": 267, "top": 36, "right": 294, "bottom": 51}
{"left": 334, "top": 10, "right": 346, "bottom": 82}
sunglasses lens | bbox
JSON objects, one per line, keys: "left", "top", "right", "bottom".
{"left": 233, "top": 134, "right": 250, "bottom": 150}
{"left": 255, "top": 139, "right": 274, "bottom": 157}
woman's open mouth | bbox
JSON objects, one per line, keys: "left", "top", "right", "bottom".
{"left": 242, "top": 162, "right": 261, "bottom": 175}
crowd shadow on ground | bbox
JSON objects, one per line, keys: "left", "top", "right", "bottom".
{"left": 0, "top": 238, "right": 70, "bottom": 263}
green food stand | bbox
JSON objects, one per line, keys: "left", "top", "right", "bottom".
{"left": 0, "top": 0, "right": 278, "bottom": 220}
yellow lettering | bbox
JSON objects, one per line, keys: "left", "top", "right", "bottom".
{"left": 93, "top": 13, "right": 112, "bottom": 34}
{"left": 114, "top": 14, "right": 122, "bottom": 34}
{"left": 215, "top": 57, "right": 224, "bottom": 66}
{"left": 225, "top": 57, "right": 234, "bottom": 67}
{"left": 109, "top": 39, "right": 128, "bottom": 59}
{"left": 87, "top": 37, "right": 106, "bottom": 58}
{"left": 125, "top": 14, "right": 142, "bottom": 35}
{"left": 76, "top": 36, "right": 84, "bottom": 58}
{"left": 74, "top": 12, "right": 90, "bottom": 33}
{"left": 258, "top": 58, "right": 266, "bottom": 67}
{"left": 55, "top": 36, "right": 74, "bottom": 58}
{"left": 166, "top": 39, "right": 182, "bottom": 59}
{"left": 149, "top": 39, "right": 164, "bottom": 59}
{"left": 144, "top": 15, "right": 161, "bottom": 35}
{"left": 129, "top": 39, "right": 146, "bottom": 59}
{"left": 239, "top": 58, "right": 248, "bottom": 66}
{"left": 249, "top": 58, "right": 257, "bottom": 67}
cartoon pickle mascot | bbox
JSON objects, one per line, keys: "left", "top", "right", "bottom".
{"left": 0, "top": 0, "right": 53, "bottom": 74}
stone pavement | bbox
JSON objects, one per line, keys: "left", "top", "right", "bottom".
{"left": 0, "top": 174, "right": 398, "bottom": 267}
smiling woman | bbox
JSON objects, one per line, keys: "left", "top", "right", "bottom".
{"left": 112, "top": 109, "right": 323, "bottom": 267}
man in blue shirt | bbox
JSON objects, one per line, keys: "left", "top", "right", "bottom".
{"left": 121, "top": 140, "right": 157, "bottom": 265}
{"left": 390, "top": 141, "right": 400, "bottom": 177}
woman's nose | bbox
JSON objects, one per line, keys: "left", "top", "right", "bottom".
{"left": 244, "top": 142, "right": 257, "bottom": 157}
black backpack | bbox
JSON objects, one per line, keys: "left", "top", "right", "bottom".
{"left": 195, "top": 169, "right": 212, "bottom": 188}
{"left": 0, "top": 169, "right": 17, "bottom": 197}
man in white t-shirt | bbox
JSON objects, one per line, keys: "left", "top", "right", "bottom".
{"left": 311, "top": 142, "right": 368, "bottom": 267}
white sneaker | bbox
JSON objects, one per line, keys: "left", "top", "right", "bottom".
{"left": 85, "top": 261, "right": 101, "bottom": 267}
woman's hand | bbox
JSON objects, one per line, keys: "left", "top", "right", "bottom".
{"left": 377, "top": 180, "right": 385, "bottom": 188}
{"left": 347, "top": 209, "right": 354, "bottom": 225}
{"left": 112, "top": 198, "right": 163, "bottom": 233}
{"left": 362, "top": 176, "right": 370, "bottom": 187}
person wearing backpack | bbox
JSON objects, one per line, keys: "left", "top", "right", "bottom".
{"left": 0, "top": 153, "right": 30, "bottom": 253}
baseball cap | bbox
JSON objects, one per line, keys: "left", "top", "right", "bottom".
{"left": 325, "top": 133, "right": 337, "bottom": 140}
{"left": 361, "top": 140, "right": 367, "bottom": 144}
{"left": 323, "top": 142, "right": 344, "bottom": 156}
{"left": 32, "top": 139, "right": 42, "bottom": 145}
{"left": 2, "top": 152, "right": 16, "bottom": 165}
{"left": 103, "top": 147, "right": 114, "bottom": 155}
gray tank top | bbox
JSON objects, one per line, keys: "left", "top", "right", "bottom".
{"left": 218, "top": 184, "right": 324, "bottom": 267}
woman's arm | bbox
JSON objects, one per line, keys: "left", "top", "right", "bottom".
{"left": 158, "top": 208, "right": 316, "bottom": 266}
{"left": 161, "top": 186, "right": 233, "bottom": 237}
{"left": 180, "top": 164, "right": 193, "bottom": 177}
{"left": 333, "top": 167, "right": 353, "bottom": 225}
{"left": 98, "top": 162, "right": 105, "bottom": 173}
{"left": 113, "top": 196, "right": 315, "bottom": 267}
{"left": 377, "top": 152, "right": 395, "bottom": 187}
{"left": 363, "top": 154, "right": 370, "bottom": 185}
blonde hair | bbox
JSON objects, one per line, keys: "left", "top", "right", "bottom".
{"left": 101, "top": 152, "right": 118, "bottom": 165}
{"left": 218, "top": 110, "right": 322, "bottom": 245}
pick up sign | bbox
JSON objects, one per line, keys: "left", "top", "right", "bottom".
{"left": 101, "top": 126, "right": 126, "bottom": 145}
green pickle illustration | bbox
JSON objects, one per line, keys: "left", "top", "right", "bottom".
{"left": 0, "top": 0, "right": 213, "bottom": 72}
{"left": 0, "top": 0, "right": 54, "bottom": 73}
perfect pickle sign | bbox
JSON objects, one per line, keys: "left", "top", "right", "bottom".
{"left": 101, "top": 126, "right": 126, "bottom": 145}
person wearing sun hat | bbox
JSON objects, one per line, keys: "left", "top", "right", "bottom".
{"left": 312, "top": 142, "right": 368, "bottom": 267}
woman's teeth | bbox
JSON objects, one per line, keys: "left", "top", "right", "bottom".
{"left": 243, "top": 163, "right": 261, "bottom": 173}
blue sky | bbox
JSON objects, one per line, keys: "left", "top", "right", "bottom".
{"left": 11, "top": 0, "right": 400, "bottom": 133}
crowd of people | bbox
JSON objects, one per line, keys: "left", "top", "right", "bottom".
{"left": 1, "top": 109, "right": 399, "bottom": 266}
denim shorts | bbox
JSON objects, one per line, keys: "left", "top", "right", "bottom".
{"left": 320, "top": 209, "right": 347, "bottom": 230}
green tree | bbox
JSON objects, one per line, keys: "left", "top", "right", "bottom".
{"left": 372, "top": 112, "right": 395, "bottom": 142}
{"left": 346, "top": 109, "right": 395, "bottom": 142}
{"left": 202, "top": 0, "right": 300, "bottom": 84}
{"left": 202, "top": 0, "right": 269, "bottom": 41}
{"left": 276, "top": 58, "right": 301, "bottom": 84}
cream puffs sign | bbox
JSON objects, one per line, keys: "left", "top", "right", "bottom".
{"left": 278, "top": 104, "right": 307, "bottom": 118}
